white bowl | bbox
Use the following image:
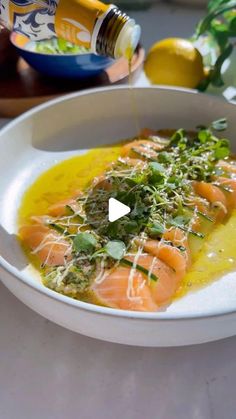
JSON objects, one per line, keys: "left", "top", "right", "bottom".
{"left": 0, "top": 86, "right": 236, "bottom": 347}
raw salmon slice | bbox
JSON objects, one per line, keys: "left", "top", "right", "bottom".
{"left": 217, "top": 160, "right": 236, "bottom": 175}
{"left": 186, "top": 198, "right": 213, "bottom": 229}
{"left": 19, "top": 222, "right": 71, "bottom": 266}
{"left": 214, "top": 177, "right": 236, "bottom": 210}
{"left": 143, "top": 240, "right": 188, "bottom": 274}
{"left": 92, "top": 175, "right": 113, "bottom": 191}
{"left": 93, "top": 254, "right": 183, "bottom": 310}
{"left": 48, "top": 190, "right": 82, "bottom": 217}
{"left": 193, "top": 181, "right": 228, "bottom": 221}
{"left": 121, "top": 140, "right": 163, "bottom": 159}
{"left": 135, "top": 254, "right": 183, "bottom": 306}
{"left": 117, "top": 157, "right": 148, "bottom": 170}
{"left": 92, "top": 264, "right": 158, "bottom": 312}
{"left": 48, "top": 198, "right": 80, "bottom": 217}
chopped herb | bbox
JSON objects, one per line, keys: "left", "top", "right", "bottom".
{"left": 121, "top": 258, "right": 158, "bottom": 282}
{"left": 65, "top": 205, "right": 75, "bottom": 215}
{"left": 73, "top": 233, "right": 97, "bottom": 254}
{"left": 63, "top": 266, "right": 91, "bottom": 291}
{"left": 48, "top": 223, "right": 67, "bottom": 235}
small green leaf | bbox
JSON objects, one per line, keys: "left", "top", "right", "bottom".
{"left": 211, "top": 22, "right": 229, "bottom": 51}
{"left": 148, "top": 222, "right": 165, "bottom": 237}
{"left": 106, "top": 221, "right": 120, "bottom": 239}
{"left": 196, "top": 0, "right": 236, "bottom": 36}
{"left": 229, "top": 15, "right": 236, "bottom": 33}
{"left": 170, "top": 129, "right": 186, "bottom": 146}
{"left": 170, "top": 215, "right": 191, "bottom": 228}
{"left": 158, "top": 151, "right": 172, "bottom": 163}
{"left": 149, "top": 162, "right": 165, "bottom": 185}
{"left": 105, "top": 240, "right": 126, "bottom": 260}
{"left": 198, "top": 129, "right": 211, "bottom": 143}
{"left": 124, "top": 220, "right": 139, "bottom": 233}
{"left": 214, "top": 146, "right": 230, "bottom": 159}
{"left": 211, "top": 118, "right": 228, "bottom": 131}
{"left": 127, "top": 173, "right": 147, "bottom": 185}
{"left": 149, "top": 162, "right": 165, "bottom": 173}
{"left": 73, "top": 233, "right": 97, "bottom": 253}
{"left": 149, "top": 172, "right": 165, "bottom": 185}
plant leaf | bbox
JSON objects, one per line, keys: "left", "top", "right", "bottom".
{"left": 214, "top": 146, "right": 230, "bottom": 159}
{"left": 196, "top": 0, "right": 236, "bottom": 36}
{"left": 105, "top": 240, "right": 126, "bottom": 260}
{"left": 149, "top": 162, "right": 165, "bottom": 173}
{"left": 211, "top": 118, "right": 228, "bottom": 131}
{"left": 198, "top": 129, "right": 211, "bottom": 143}
{"left": 73, "top": 233, "right": 97, "bottom": 253}
{"left": 229, "top": 15, "right": 236, "bottom": 33}
{"left": 170, "top": 215, "right": 191, "bottom": 228}
{"left": 210, "top": 43, "right": 233, "bottom": 87}
{"left": 208, "top": 0, "right": 230, "bottom": 12}
{"left": 148, "top": 222, "right": 165, "bottom": 237}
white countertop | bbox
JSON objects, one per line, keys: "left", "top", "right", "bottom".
{"left": 1, "top": 3, "right": 236, "bottom": 419}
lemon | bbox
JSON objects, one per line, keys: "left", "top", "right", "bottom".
{"left": 144, "top": 38, "right": 205, "bottom": 89}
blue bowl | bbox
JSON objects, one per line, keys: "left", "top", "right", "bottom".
{"left": 11, "top": 33, "right": 113, "bottom": 79}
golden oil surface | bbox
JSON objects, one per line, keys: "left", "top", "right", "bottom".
{"left": 19, "top": 146, "right": 121, "bottom": 225}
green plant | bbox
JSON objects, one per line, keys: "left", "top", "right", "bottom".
{"left": 194, "top": 0, "right": 236, "bottom": 90}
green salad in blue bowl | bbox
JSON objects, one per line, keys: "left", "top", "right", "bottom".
{"left": 11, "top": 33, "right": 113, "bottom": 79}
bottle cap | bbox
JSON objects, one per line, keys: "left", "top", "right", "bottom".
{"left": 114, "top": 19, "right": 141, "bottom": 59}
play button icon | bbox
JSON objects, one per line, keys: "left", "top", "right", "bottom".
{"left": 108, "top": 198, "right": 131, "bottom": 222}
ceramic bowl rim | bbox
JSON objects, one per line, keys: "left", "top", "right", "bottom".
{"left": 1, "top": 84, "right": 236, "bottom": 321}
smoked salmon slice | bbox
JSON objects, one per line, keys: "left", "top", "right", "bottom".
{"left": 213, "top": 177, "right": 236, "bottom": 210}
{"left": 143, "top": 240, "right": 188, "bottom": 274}
{"left": 117, "top": 157, "right": 148, "bottom": 170}
{"left": 93, "top": 254, "right": 183, "bottom": 310}
{"left": 48, "top": 190, "right": 82, "bottom": 217}
{"left": 217, "top": 160, "right": 236, "bottom": 175}
{"left": 121, "top": 139, "right": 163, "bottom": 159}
{"left": 19, "top": 220, "right": 71, "bottom": 266}
{"left": 48, "top": 198, "right": 80, "bottom": 217}
{"left": 92, "top": 263, "right": 158, "bottom": 312}
{"left": 193, "top": 181, "right": 228, "bottom": 221}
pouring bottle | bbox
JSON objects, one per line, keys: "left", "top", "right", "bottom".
{"left": 0, "top": 0, "right": 141, "bottom": 58}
